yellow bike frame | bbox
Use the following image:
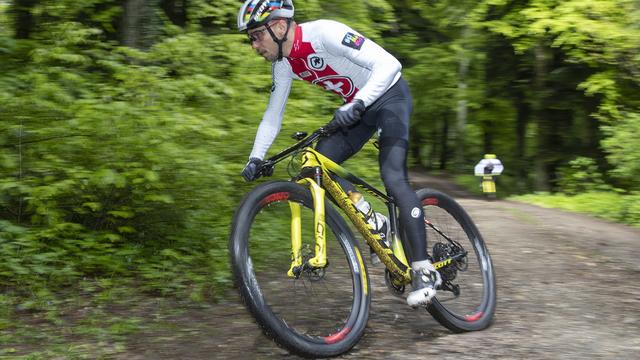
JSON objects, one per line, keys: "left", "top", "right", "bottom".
{"left": 287, "top": 147, "right": 413, "bottom": 285}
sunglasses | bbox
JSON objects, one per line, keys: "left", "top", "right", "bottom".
{"left": 247, "top": 20, "right": 282, "bottom": 43}
{"left": 247, "top": 26, "right": 271, "bottom": 43}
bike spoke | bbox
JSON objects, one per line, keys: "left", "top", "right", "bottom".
{"left": 418, "top": 189, "right": 496, "bottom": 331}
{"left": 247, "top": 197, "right": 357, "bottom": 339}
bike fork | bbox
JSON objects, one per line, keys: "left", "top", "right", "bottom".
{"left": 287, "top": 175, "right": 328, "bottom": 277}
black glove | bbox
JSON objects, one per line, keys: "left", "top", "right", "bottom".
{"left": 242, "top": 158, "right": 273, "bottom": 182}
{"left": 329, "top": 99, "right": 366, "bottom": 130}
{"left": 242, "top": 157, "right": 262, "bottom": 182}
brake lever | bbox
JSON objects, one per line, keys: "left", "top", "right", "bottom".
{"left": 258, "top": 160, "right": 275, "bottom": 178}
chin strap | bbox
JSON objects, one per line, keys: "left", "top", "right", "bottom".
{"left": 266, "top": 18, "right": 293, "bottom": 61}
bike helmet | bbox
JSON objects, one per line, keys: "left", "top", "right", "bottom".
{"left": 237, "top": 0, "right": 295, "bottom": 31}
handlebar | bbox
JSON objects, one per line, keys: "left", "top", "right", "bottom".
{"left": 255, "top": 124, "right": 336, "bottom": 179}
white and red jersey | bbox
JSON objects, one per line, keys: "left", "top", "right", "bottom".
{"left": 249, "top": 19, "right": 402, "bottom": 160}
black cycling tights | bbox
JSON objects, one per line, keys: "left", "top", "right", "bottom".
{"left": 315, "top": 77, "right": 428, "bottom": 262}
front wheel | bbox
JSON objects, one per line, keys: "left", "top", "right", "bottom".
{"left": 417, "top": 188, "right": 497, "bottom": 332}
{"left": 229, "top": 181, "right": 371, "bottom": 358}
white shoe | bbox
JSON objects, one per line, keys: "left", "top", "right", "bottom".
{"left": 406, "top": 260, "right": 442, "bottom": 307}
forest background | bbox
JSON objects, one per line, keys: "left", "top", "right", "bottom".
{"left": 1, "top": 0, "right": 639, "bottom": 308}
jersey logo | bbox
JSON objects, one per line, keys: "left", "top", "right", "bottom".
{"left": 307, "top": 54, "right": 326, "bottom": 71}
{"left": 312, "top": 75, "right": 356, "bottom": 99}
{"left": 342, "top": 33, "right": 365, "bottom": 50}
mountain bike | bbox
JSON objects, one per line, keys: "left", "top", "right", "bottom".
{"left": 229, "top": 127, "right": 496, "bottom": 358}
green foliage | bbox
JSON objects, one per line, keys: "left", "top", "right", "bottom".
{"left": 0, "top": 16, "right": 240, "bottom": 296}
{"left": 453, "top": 174, "right": 485, "bottom": 197}
{"left": 0, "top": 1, "right": 392, "bottom": 303}
{"left": 1, "top": 0, "right": 640, "bottom": 309}
{"left": 318, "top": 0, "right": 395, "bottom": 40}
{"left": 601, "top": 112, "right": 640, "bottom": 188}
{"left": 510, "top": 191, "right": 640, "bottom": 228}
{"left": 469, "top": 0, "right": 640, "bottom": 191}
{"left": 556, "top": 157, "right": 609, "bottom": 195}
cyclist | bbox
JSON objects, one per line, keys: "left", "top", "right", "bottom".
{"left": 237, "top": 0, "right": 441, "bottom": 307}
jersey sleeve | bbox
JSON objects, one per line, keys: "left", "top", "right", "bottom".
{"left": 248, "top": 61, "right": 293, "bottom": 160}
{"left": 319, "top": 20, "right": 402, "bottom": 107}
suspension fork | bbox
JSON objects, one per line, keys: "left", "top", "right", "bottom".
{"left": 287, "top": 167, "right": 327, "bottom": 277}
{"left": 287, "top": 201, "right": 303, "bottom": 277}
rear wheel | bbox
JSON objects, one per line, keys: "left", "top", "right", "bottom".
{"left": 229, "top": 181, "right": 371, "bottom": 358}
{"left": 417, "top": 188, "right": 496, "bottom": 332}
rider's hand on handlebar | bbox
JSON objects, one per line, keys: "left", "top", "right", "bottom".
{"left": 242, "top": 158, "right": 261, "bottom": 182}
{"left": 328, "top": 99, "right": 365, "bottom": 131}
{"left": 242, "top": 158, "right": 273, "bottom": 182}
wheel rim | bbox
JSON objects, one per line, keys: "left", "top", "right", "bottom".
{"left": 244, "top": 189, "right": 364, "bottom": 343}
{"left": 422, "top": 196, "right": 493, "bottom": 323}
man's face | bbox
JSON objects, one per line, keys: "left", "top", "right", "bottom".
{"left": 247, "top": 20, "right": 284, "bottom": 61}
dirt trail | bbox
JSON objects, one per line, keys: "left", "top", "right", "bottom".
{"left": 120, "top": 172, "right": 640, "bottom": 359}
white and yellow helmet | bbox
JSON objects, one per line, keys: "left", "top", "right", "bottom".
{"left": 237, "top": 0, "right": 295, "bottom": 31}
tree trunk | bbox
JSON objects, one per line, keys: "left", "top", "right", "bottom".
{"left": 483, "top": 120, "right": 493, "bottom": 155}
{"left": 409, "top": 125, "right": 422, "bottom": 167}
{"left": 514, "top": 89, "right": 530, "bottom": 191}
{"left": 160, "top": 0, "right": 188, "bottom": 27}
{"left": 121, "top": 0, "right": 143, "bottom": 48}
{"left": 13, "top": 0, "right": 37, "bottom": 39}
{"left": 584, "top": 95, "right": 606, "bottom": 168}
{"left": 454, "top": 27, "right": 471, "bottom": 171}
{"left": 121, "top": 0, "right": 162, "bottom": 49}
{"left": 440, "top": 115, "right": 449, "bottom": 170}
{"left": 533, "top": 42, "right": 551, "bottom": 191}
